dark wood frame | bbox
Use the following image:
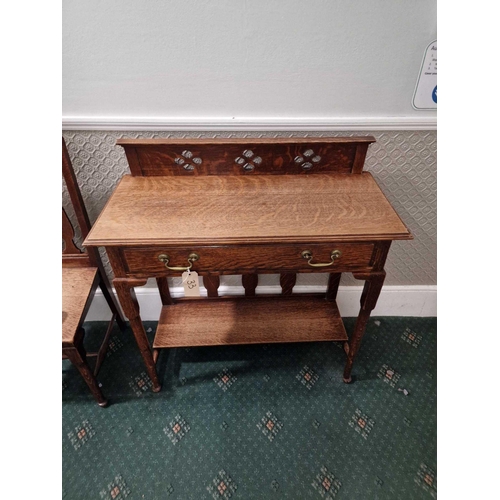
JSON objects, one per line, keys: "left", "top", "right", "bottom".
{"left": 85, "top": 137, "right": 412, "bottom": 392}
{"left": 62, "top": 138, "right": 126, "bottom": 406}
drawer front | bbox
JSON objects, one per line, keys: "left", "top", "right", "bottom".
{"left": 121, "top": 243, "right": 375, "bottom": 275}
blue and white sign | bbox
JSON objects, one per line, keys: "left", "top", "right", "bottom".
{"left": 412, "top": 41, "right": 437, "bottom": 110}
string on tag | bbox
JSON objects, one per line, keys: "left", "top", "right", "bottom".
{"left": 181, "top": 268, "right": 191, "bottom": 283}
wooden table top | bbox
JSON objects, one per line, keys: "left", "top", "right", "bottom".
{"left": 85, "top": 173, "right": 412, "bottom": 247}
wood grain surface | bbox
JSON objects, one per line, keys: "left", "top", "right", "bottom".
{"left": 117, "top": 136, "right": 375, "bottom": 176}
{"left": 82, "top": 136, "right": 411, "bottom": 388}
{"left": 85, "top": 173, "right": 412, "bottom": 247}
{"left": 62, "top": 267, "right": 98, "bottom": 345}
{"left": 153, "top": 296, "right": 347, "bottom": 348}
{"left": 120, "top": 242, "right": 375, "bottom": 275}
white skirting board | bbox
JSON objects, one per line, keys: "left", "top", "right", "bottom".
{"left": 86, "top": 285, "right": 437, "bottom": 321}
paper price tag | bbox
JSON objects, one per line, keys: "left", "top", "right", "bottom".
{"left": 182, "top": 270, "right": 200, "bottom": 297}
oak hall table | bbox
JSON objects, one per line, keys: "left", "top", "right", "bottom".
{"left": 84, "top": 137, "right": 412, "bottom": 392}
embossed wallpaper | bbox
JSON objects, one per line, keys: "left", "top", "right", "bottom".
{"left": 62, "top": 131, "right": 436, "bottom": 288}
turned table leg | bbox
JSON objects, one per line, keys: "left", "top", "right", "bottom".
{"left": 114, "top": 278, "right": 162, "bottom": 392}
{"left": 343, "top": 271, "right": 386, "bottom": 383}
{"left": 326, "top": 273, "right": 342, "bottom": 301}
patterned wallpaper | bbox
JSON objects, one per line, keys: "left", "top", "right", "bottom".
{"left": 62, "top": 130, "right": 436, "bottom": 287}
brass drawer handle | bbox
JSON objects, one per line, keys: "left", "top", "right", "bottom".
{"left": 301, "top": 249, "right": 342, "bottom": 267}
{"left": 158, "top": 252, "right": 199, "bottom": 271}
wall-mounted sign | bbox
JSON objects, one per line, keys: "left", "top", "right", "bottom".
{"left": 412, "top": 40, "right": 437, "bottom": 110}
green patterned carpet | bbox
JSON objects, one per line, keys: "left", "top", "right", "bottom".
{"left": 62, "top": 317, "right": 436, "bottom": 500}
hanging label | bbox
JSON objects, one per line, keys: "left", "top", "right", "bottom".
{"left": 182, "top": 270, "right": 200, "bottom": 297}
{"left": 412, "top": 40, "right": 437, "bottom": 110}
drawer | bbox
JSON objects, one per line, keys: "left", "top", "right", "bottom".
{"left": 121, "top": 243, "right": 375, "bottom": 275}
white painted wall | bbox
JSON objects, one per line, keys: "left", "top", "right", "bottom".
{"left": 63, "top": 0, "right": 437, "bottom": 126}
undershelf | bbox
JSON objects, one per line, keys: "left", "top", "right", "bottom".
{"left": 153, "top": 296, "right": 348, "bottom": 349}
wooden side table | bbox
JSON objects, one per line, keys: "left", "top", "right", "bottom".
{"left": 84, "top": 137, "right": 412, "bottom": 392}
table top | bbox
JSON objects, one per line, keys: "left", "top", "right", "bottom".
{"left": 85, "top": 172, "right": 412, "bottom": 247}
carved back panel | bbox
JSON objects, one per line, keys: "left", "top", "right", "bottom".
{"left": 62, "top": 208, "right": 83, "bottom": 256}
{"left": 117, "top": 137, "right": 376, "bottom": 176}
{"left": 62, "top": 137, "right": 94, "bottom": 268}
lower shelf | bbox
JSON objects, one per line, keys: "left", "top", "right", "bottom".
{"left": 153, "top": 296, "right": 348, "bottom": 348}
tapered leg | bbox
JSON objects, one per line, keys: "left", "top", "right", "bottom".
{"left": 65, "top": 338, "right": 108, "bottom": 407}
{"left": 114, "top": 278, "right": 161, "bottom": 392}
{"left": 94, "top": 314, "right": 116, "bottom": 376}
{"left": 343, "top": 271, "right": 386, "bottom": 383}
{"left": 98, "top": 276, "right": 127, "bottom": 331}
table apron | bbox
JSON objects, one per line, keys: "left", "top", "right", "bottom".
{"left": 115, "top": 242, "right": 380, "bottom": 277}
